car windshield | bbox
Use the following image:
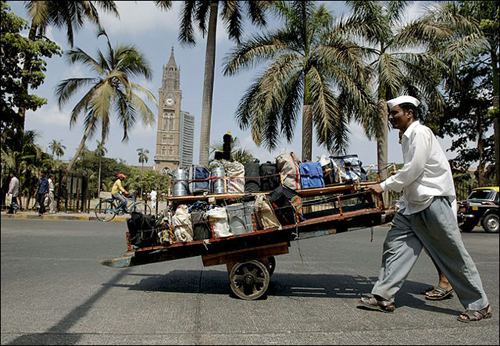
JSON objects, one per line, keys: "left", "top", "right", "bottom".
{"left": 468, "top": 190, "right": 495, "bottom": 200}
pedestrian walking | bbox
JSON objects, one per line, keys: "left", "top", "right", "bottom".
{"left": 34, "top": 171, "right": 49, "bottom": 216}
{"left": 48, "top": 173, "right": 57, "bottom": 214}
{"left": 359, "top": 95, "right": 491, "bottom": 323}
{"left": 7, "top": 172, "right": 20, "bottom": 214}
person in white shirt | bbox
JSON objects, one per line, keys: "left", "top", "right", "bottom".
{"left": 359, "top": 96, "right": 491, "bottom": 323}
{"left": 150, "top": 189, "right": 157, "bottom": 211}
{"left": 48, "top": 174, "right": 56, "bottom": 214}
{"left": 7, "top": 172, "right": 20, "bottom": 214}
{"left": 396, "top": 130, "right": 454, "bottom": 301}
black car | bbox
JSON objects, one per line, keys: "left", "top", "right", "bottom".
{"left": 457, "top": 187, "right": 499, "bottom": 233}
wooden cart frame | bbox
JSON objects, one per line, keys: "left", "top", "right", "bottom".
{"left": 101, "top": 183, "right": 394, "bottom": 300}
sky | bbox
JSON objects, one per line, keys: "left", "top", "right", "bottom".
{"left": 8, "top": 1, "right": 459, "bottom": 169}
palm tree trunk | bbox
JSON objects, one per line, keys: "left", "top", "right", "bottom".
{"left": 98, "top": 156, "right": 102, "bottom": 197}
{"left": 302, "top": 104, "right": 313, "bottom": 161}
{"left": 494, "top": 95, "right": 499, "bottom": 185}
{"left": 198, "top": 0, "right": 218, "bottom": 167}
{"left": 377, "top": 100, "right": 389, "bottom": 205}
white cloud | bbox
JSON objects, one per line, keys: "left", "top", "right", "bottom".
{"left": 100, "top": 1, "right": 179, "bottom": 37}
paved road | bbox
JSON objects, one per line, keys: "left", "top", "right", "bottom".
{"left": 1, "top": 218, "right": 498, "bottom": 345}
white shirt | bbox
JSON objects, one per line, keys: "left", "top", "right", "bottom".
{"left": 381, "top": 121, "right": 456, "bottom": 215}
{"left": 48, "top": 178, "right": 55, "bottom": 193}
{"left": 8, "top": 176, "right": 19, "bottom": 197}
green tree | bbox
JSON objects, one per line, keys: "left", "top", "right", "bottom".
{"left": 441, "top": 61, "right": 495, "bottom": 186}
{"left": 339, "top": 0, "right": 484, "bottom": 185}
{"left": 137, "top": 148, "right": 149, "bottom": 173}
{"left": 0, "top": 1, "right": 61, "bottom": 143}
{"left": 48, "top": 139, "right": 66, "bottom": 160}
{"left": 155, "top": 0, "right": 272, "bottom": 166}
{"left": 55, "top": 29, "right": 157, "bottom": 174}
{"left": 445, "top": 1, "right": 499, "bottom": 183}
{"left": 222, "top": 1, "right": 372, "bottom": 161}
{"left": 17, "top": 1, "right": 119, "bottom": 135}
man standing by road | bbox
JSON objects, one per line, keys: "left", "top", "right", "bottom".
{"left": 7, "top": 172, "right": 20, "bottom": 214}
{"left": 34, "top": 171, "right": 49, "bottom": 216}
{"left": 359, "top": 95, "right": 491, "bottom": 323}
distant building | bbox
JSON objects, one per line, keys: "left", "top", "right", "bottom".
{"left": 154, "top": 47, "right": 194, "bottom": 174}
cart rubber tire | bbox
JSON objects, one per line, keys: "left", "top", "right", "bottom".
{"left": 268, "top": 256, "right": 276, "bottom": 276}
{"left": 459, "top": 219, "right": 476, "bottom": 232}
{"left": 482, "top": 213, "right": 499, "bottom": 233}
{"left": 229, "top": 260, "right": 270, "bottom": 300}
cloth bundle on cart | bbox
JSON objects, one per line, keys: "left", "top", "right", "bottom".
{"left": 225, "top": 201, "right": 255, "bottom": 235}
{"left": 253, "top": 194, "right": 281, "bottom": 230}
{"left": 267, "top": 185, "right": 304, "bottom": 225}
{"left": 299, "top": 162, "right": 325, "bottom": 189}
{"left": 259, "top": 161, "right": 280, "bottom": 191}
{"left": 188, "top": 165, "right": 210, "bottom": 195}
{"left": 223, "top": 161, "right": 245, "bottom": 193}
{"left": 330, "top": 154, "right": 367, "bottom": 183}
{"left": 172, "top": 204, "right": 193, "bottom": 242}
{"left": 205, "top": 206, "right": 232, "bottom": 238}
{"left": 244, "top": 160, "right": 261, "bottom": 192}
{"left": 276, "top": 152, "right": 301, "bottom": 190}
{"left": 127, "top": 212, "right": 161, "bottom": 247}
{"left": 189, "top": 201, "right": 212, "bottom": 240}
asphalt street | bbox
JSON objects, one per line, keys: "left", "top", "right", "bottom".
{"left": 1, "top": 218, "right": 498, "bottom": 345}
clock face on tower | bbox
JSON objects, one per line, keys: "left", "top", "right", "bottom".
{"left": 165, "top": 97, "right": 174, "bottom": 106}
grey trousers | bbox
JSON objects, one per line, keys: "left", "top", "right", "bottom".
{"left": 372, "top": 196, "right": 489, "bottom": 311}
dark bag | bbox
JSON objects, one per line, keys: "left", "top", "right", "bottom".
{"left": 260, "top": 161, "right": 280, "bottom": 191}
{"left": 189, "top": 201, "right": 212, "bottom": 240}
{"left": 267, "top": 185, "right": 304, "bottom": 225}
{"left": 127, "top": 212, "right": 160, "bottom": 247}
{"left": 188, "top": 165, "right": 210, "bottom": 195}
{"left": 244, "top": 160, "right": 261, "bottom": 192}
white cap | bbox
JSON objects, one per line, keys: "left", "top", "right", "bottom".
{"left": 387, "top": 96, "right": 420, "bottom": 109}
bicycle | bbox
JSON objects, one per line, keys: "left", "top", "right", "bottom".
{"left": 94, "top": 193, "right": 152, "bottom": 222}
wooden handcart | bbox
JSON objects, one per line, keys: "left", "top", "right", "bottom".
{"left": 101, "top": 183, "right": 395, "bottom": 300}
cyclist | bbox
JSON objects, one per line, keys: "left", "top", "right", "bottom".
{"left": 111, "top": 174, "right": 129, "bottom": 213}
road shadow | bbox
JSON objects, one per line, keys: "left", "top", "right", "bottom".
{"left": 5, "top": 269, "right": 133, "bottom": 346}
{"left": 123, "top": 269, "right": 461, "bottom": 316}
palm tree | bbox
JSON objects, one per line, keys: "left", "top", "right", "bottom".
{"left": 222, "top": 1, "right": 372, "bottom": 161}
{"left": 155, "top": 0, "right": 272, "bottom": 166}
{"left": 137, "top": 148, "right": 149, "bottom": 173}
{"left": 48, "top": 139, "right": 66, "bottom": 160}
{"left": 339, "top": 1, "right": 485, "bottom": 184}
{"left": 95, "top": 140, "right": 107, "bottom": 197}
{"left": 55, "top": 29, "right": 157, "bottom": 174}
{"left": 18, "top": 1, "right": 119, "bottom": 135}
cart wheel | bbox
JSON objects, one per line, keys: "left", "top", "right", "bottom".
{"left": 268, "top": 256, "right": 276, "bottom": 276}
{"left": 229, "top": 260, "right": 270, "bottom": 300}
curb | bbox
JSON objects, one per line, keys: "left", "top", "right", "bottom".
{"left": 1, "top": 213, "right": 128, "bottom": 222}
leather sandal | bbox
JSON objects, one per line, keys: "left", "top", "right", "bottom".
{"left": 457, "top": 305, "right": 492, "bottom": 323}
{"left": 358, "top": 296, "right": 395, "bottom": 313}
{"left": 425, "top": 286, "right": 454, "bottom": 300}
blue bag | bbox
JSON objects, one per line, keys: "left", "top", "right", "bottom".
{"left": 299, "top": 162, "right": 325, "bottom": 189}
{"left": 188, "top": 165, "right": 210, "bottom": 195}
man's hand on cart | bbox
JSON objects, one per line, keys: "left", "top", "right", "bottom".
{"left": 368, "top": 183, "right": 384, "bottom": 195}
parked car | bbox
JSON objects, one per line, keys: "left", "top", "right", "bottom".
{"left": 457, "top": 186, "right": 499, "bottom": 233}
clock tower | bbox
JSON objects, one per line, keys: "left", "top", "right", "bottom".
{"left": 154, "top": 47, "right": 184, "bottom": 173}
